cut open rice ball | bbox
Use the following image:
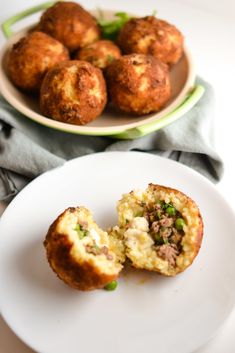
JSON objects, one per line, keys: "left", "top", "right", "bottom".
{"left": 117, "top": 184, "right": 203, "bottom": 276}
{"left": 44, "top": 207, "right": 124, "bottom": 290}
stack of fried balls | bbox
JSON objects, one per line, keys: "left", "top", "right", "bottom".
{"left": 7, "top": 1, "right": 184, "bottom": 125}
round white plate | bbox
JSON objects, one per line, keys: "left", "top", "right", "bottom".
{"left": 0, "top": 152, "right": 235, "bottom": 353}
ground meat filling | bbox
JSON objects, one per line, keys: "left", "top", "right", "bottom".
{"left": 74, "top": 223, "right": 113, "bottom": 260}
{"left": 85, "top": 245, "right": 113, "bottom": 260}
{"left": 142, "top": 201, "right": 186, "bottom": 266}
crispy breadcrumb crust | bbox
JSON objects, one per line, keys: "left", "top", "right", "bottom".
{"left": 75, "top": 40, "right": 121, "bottom": 69}
{"left": 37, "top": 1, "right": 100, "bottom": 52}
{"left": 118, "top": 16, "right": 184, "bottom": 65}
{"left": 40, "top": 60, "right": 107, "bottom": 125}
{"left": 105, "top": 53, "right": 171, "bottom": 115}
{"left": 7, "top": 31, "right": 69, "bottom": 92}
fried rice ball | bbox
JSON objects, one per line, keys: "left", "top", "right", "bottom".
{"left": 116, "top": 184, "right": 203, "bottom": 276}
{"left": 117, "top": 16, "right": 184, "bottom": 65}
{"left": 40, "top": 60, "right": 107, "bottom": 125}
{"left": 44, "top": 207, "right": 124, "bottom": 291}
{"left": 37, "top": 1, "right": 100, "bottom": 52}
{"left": 74, "top": 40, "right": 121, "bottom": 69}
{"left": 105, "top": 53, "right": 171, "bottom": 115}
{"left": 7, "top": 31, "right": 69, "bottom": 92}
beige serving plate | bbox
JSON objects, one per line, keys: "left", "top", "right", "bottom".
{"left": 0, "top": 1, "right": 204, "bottom": 139}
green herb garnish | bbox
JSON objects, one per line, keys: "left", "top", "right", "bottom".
{"left": 97, "top": 12, "right": 131, "bottom": 40}
{"left": 107, "top": 54, "right": 114, "bottom": 63}
{"left": 162, "top": 202, "right": 173, "bottom": 210}
{"left": 156, "top": 210, "right": 162, "bottom": 219}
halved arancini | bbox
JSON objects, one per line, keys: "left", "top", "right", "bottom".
{"left": 117, "top": 184, "right": 203, "bottom": 276}
{"left": 44, "top": 207, "right": 123, "bottom": 290}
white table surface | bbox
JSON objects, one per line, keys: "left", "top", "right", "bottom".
{"left": 0, "top": 0, "right": 235, "bottom": 352}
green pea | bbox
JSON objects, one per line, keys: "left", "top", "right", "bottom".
{"left": 175, "top": 218, "right": 185, "bottom": 231}
{"left": 154, "top": 234, "right": 164, "bottom": 245}
{"left": 104, "top": 280, "right": 118, "bottom": 291}
{"left": 74, "top": 224, "right": 81, "bottom": 231}
{"left": 166, "top": 206, "right": 176, "bottom": 216}
{"left": 74, "top": 224, "right": 87, "bottom": 239}
{"left": 78, "top": 230, "right": 87, "bottom": 239}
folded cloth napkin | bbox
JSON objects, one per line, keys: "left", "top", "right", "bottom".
{"left": 0, "top": 77, "right": 224, "bottom": 201}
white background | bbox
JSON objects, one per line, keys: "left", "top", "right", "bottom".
{"left": 0, "top": 0, "right": 235, "bottom": 352}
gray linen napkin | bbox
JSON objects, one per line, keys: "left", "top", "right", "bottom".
{"left": 0, "top": 77, "right": 224, "bottom": 201}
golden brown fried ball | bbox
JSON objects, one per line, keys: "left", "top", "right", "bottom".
{"left": 7, "top": 31, "right": 69, "bottom": 92}
{"left": 117, "top": 16, "right": 184, "bottom": 65}
{"left": 105, "top": 53, "right": 171, "bottom": 115}
{"left": 40, "top": 60, "right": 107, "bottom": 125}
{"left": 44, "top": 207, "right": 123, "bottom": 291}
{"left": 117, "top": 184, "right": 203, "bottom": 276}
{"left": 37, "top": 1, "right": 100, "bottom": 52}
{"left": 74, "top": 40, "right": 121, "bottom": 69}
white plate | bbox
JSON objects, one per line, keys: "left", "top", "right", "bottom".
{"left": 0, "top": 152, "right": 235, "bottom": 353}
